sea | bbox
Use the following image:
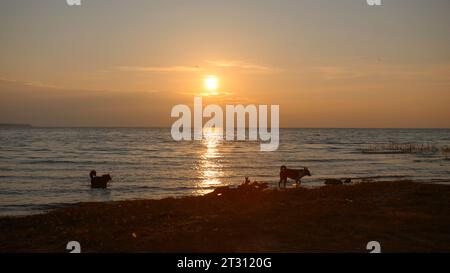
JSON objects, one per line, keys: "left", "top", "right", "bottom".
{"left": 0, "top": 128, "right": 449, "bottom": 215}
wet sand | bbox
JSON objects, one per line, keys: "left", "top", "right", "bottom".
{"left": 0, "top": 181, "right": 449, "bottom": 252}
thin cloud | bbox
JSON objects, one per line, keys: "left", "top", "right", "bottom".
{"left": 114, "top": 60, "right": 281, "bottom": 74}
{"left": 177, "top": 90, "right": 258, "bottom": 105}
{"left": 205, "top": 60, "right": 282, "bottom": 74}
{"left": 314, "top": 63, "right": 450, "bottom": 82}
{"left": 314, "top": 66, "right": 364, "bottom": 80}
{"left": 0, "top": 76, "right": 160, "bottom": 94}
{"left": 116, "top": 65, "right": 202, "bottom": 73}
{"left": 0, "top": 77, "right": 62, "bottom": 90}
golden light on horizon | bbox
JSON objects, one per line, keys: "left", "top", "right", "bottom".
{"left": 204, "top": 75, "right": 219, "bottom": 93}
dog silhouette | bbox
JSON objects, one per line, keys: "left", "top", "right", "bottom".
{"left": 89, "top": 170, "right": 112, "bottom": 188}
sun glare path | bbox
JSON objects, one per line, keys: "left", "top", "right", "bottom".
{"left": 196, "top": 127, "right": 224, "bottom": 195}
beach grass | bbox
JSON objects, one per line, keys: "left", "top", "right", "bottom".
{"left": 362, "top": 142, "right": 443, "bottom": 154}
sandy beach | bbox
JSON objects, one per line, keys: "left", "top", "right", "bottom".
{"left": 0, "top": 180, "right": 449, "bottom": 253}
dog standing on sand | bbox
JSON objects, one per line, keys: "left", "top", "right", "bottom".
{"left": 279, "top": 165, "right": 311, "bottom": 188}
{"left": 89, "top": 170, "right": 112, "bottom": 188}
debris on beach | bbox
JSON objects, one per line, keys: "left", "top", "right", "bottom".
{"left": 208, "top": 177, "right": 269, "bottom": 197}
{"left": 238, "top": 177, "right": 269, "bottom": 191}
{"left": 324, "top": 178, "right": 352, "bottom": 185}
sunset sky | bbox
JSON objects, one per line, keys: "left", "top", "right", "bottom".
{"left": 1, "top": 0, "right": 449, "bottom": 127}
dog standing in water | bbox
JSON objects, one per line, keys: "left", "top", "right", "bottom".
{"left": 89, "top": 170, "right": 112, "bottom": 188}
{"left": 279, "top": 165, "right": 311, "bottom": 188}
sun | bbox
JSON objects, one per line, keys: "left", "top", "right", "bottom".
{"left": 204, "top": 75, "right": 219, "bottom": 92}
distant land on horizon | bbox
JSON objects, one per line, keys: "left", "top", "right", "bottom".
{"left": 0, "top": 123, "right": 32, "bottom": 128}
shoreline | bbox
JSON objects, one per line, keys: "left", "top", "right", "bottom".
{"left": 2, "top": 178, "right": 450, "bottom": 218}
{"left": 1, "top": 180, "right": 450, "bottom": 252}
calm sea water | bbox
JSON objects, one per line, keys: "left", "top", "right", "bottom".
{"left": 1, "top": 128, "right": 449, "bottom": 216}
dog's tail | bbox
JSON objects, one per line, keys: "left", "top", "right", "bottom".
{"left": 89, "top": 170, "right": 97, "bottom": 179}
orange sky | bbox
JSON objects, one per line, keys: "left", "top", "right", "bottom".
{"left": 1, "top": 0, "right": 449, "bottom": 127}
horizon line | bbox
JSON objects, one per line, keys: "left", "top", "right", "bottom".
{"left": 1, "top": 125, "right": 449, "bottom": 130}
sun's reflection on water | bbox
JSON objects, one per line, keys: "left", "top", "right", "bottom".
{"left": 195, "top": 127, "right": 224, "bottom": 195}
